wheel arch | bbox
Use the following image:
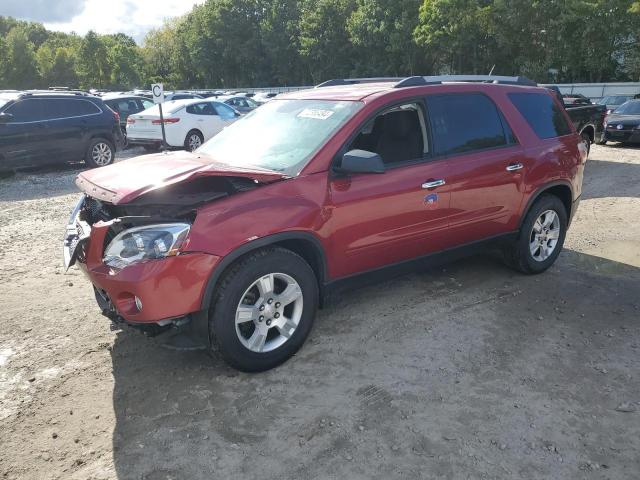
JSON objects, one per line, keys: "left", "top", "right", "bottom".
{"left": 200, "top": 231, "right": 328, "bottom": 311}
{"left": 579, "top": 124, "right": 595, "bottom": 142}
{"left": 519, "top": 181, "right": 573, "bottom": 230}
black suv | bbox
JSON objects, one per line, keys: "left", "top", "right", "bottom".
{"left": 0, "top": 91, "right": 124, "bottom": 171}
{"left": 102, "top": 93, "right": 155, "bottom": 139}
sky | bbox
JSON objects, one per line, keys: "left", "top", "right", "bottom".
{"left": 0, "top": 0, "right": 205, "bottom": 43}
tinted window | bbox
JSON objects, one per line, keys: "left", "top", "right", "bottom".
{"left": 108, "top": 98, "right": 140, "bottom": 115}
{"left": 186, "top": 102, "right": 217, "bottom": 115}
{"left": 427, "top": 93, "right": 510, "bottom": 155}
{"left": 214, "top": 102, "right": 237, "bottom": 120}
{"left": 41, "top": 99, "right": 100, "bottom": 119}
{"left": 509, "top": 92, "right": 571, "bottom": 139}
{"left": 140, "top": 99, "right": 154, "bottom": 110}
{"left": 6, "top": 99, "right": 45, "bottom": 121}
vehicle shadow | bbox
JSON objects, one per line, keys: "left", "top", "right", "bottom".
{"left": 109, "top": 249, "right": 640, "bottom": 479}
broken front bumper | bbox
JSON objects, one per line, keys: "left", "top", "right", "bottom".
{"left": 63, "top": 195, "right": 221, "bottom": 324}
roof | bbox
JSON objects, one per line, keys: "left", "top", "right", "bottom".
{"left": 279, "top": 75, "right": 541, "bottom": 102}
{"left": 280, "top": 82, "right": 397, "bottom": 102}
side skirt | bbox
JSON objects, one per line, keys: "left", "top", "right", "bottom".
{"left": 323, "top": 231, "right": 519, "bottom": 297}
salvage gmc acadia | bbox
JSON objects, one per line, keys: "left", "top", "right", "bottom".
{"left": 63, "top": 75, "right": 587, "bottom": 372}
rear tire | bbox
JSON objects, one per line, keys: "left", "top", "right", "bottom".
{"left": 184, "top": 130, "right": 204, "bottom": 152}
{"left": 85, "top": 138, "right": 115, "bottom": 168}
{"left": 208, "top": 247, "right": 318, "bottom": 372}
{"left": 504, "top": 194, "right": 567, "bottom": 274}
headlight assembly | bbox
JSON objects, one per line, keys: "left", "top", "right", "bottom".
{"left": 103, "top": 223, "right": 190, "bottom": 268}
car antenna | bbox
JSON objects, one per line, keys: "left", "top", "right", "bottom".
{"left": 488, "top": 64, "right": 496, "bottom": 76}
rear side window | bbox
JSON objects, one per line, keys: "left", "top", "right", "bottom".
{"left": 186, "top": 102, "right": 217, "bottom": 115}
{"left": 508, "top": 92, "right": 571, "bottom": 139}
{"left": 427, "top": 93, "right": 512, "bottom": 156}
{"left": 6, "top": 99, "right": 45, "bottom": 121}
{"left": 214, "top": 103, "right": 237, "bottom": 120}
{"left": 41, "top": 99, "right": 100, "bottom": 119}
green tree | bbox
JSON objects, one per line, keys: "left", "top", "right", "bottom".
{"left": 298, "top": 0, "right": 357, "bottom": 83}
{"left": 347, "top": 0, "right": 427, "bottom": 76}
{"left": 76, "top": 31, "right": 111, "bottom": 89}
{"left": 2, "top": 27, "right": 40, "bottom": 88}
{"left": 37, "top": 42, "right": 78, "bottom": 87}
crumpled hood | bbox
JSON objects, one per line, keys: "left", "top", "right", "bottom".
{"left": 76, "top": 150, "right": 287, "bottom": 205}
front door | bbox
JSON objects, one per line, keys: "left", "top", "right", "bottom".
{"left": 327, "top": 101, "right": 452, "bottom": 279}
{"left": 0, "top": 98, "right": 49, "bottom": 167}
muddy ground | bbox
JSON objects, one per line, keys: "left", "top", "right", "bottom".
{"left": 0, "top": 145, "right": 639, "bottom": 480}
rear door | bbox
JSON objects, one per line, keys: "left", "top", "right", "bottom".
{"left": 185, "top": 102, "right": 223, "bottom": 141}
{"left": 328, "top": 101, "right": 452, "bottom": 278}
{"left": 42, "top": 98, "right": 102, "bottom": 160}
{"left": 426, "top": 92, "right": 526, "bottom": 245}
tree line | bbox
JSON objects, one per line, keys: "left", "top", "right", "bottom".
{"left": 1, "top": 0, "right": 640, "bottom": 91}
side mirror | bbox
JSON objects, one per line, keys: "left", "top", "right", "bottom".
{"left": 339, "top": 149, "right": 385, "bottom": 174}
{"left": 0, "top": 112, "right": 13, "bottom": 123}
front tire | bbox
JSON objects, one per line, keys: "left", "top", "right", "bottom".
{"left": 504, "top": 194, "right": 567, "bottom": 274}
{"left": 85, "top": 138, "right": 115, "bottom": 168}
{"left": 209, "top": 247, "right": 319, "bottom": 372}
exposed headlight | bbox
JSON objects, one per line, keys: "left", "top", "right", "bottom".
{"left": 104, "top": 223, "right": 190, "bottom": 268}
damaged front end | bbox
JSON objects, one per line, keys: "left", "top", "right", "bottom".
{"left": 63, "top": 172, "right": 268, "bottom": 349}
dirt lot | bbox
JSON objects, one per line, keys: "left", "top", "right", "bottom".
{"left": 0, "top": 145, "right": 639, "bottom": 480}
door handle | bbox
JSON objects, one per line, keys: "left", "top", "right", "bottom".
{"left": 422, "top": 179, "right": 446, "bottom": 189}
{"left": 506, "top": 163, "right": 524, "bottom": 171}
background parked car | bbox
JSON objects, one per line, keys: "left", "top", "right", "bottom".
{"left": 213, "top": 95, "right": 260, "bottom": 113}
{"left": 598, "top": 94, "right": 634, "bottom": 114}
{"left": 253, "top": 92, "right": 279, "bottom": 104}
{"left": 601, "top": 99, "right": 640, "bottom": 145}
{"left": 102, "top": 94, "right": 155, "bottom": 140}
{"left": 164, "top": 91, "right": 204, "bottom": 101}
{"left": 126, "top": 98, "right": 240, "bottom": 151}
{"left": 0, "top": 90, "right": 123, "bottom": 171}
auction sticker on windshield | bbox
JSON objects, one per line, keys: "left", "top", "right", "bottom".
{"left": 297, "top": 108, "right": 335, "bottom": 120}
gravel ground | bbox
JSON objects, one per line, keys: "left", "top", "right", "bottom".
{"left": 0, "top": 144, "right": 639, "bottom": 479}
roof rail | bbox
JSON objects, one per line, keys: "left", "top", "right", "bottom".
{"left": 21, "top": 89, "right": 92, "bottom": 97}
{"left": 394, "top": 75, "right": 537, "bottom": 88}
{"left": 316, "top": 78, "right": 403, "bottom": 88}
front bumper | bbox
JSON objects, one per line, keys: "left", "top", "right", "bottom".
{"left": 603, "top": 129, "right": 640, "bottom": 143}
{"left": 64, "top": 199, "right": 220, "bottom": 324}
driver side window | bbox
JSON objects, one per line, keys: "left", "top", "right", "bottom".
{"left": 348, "top": 102, "right": 429, "bottom": 166}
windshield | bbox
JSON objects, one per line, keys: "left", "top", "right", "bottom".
{"left": 612, "top": 101, "right": 640, "bottom": 115}
{"left": 197, "top": 99, "right": 362, "bottom": 175}
{"left": 599, "top": 96, "right": 631, "bottom": 106}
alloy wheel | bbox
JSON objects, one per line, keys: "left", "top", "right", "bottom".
{"left": 92, "top": 142, "right": 112, "bottom": 166}
{"left": 188, "top": 134, "right": 202, "bottom": 151}
{"left": 235, "top": 272, "right": 303, "bottom": 353}
{"left": 529, "top": 209, "right": 561, "bottom": 262}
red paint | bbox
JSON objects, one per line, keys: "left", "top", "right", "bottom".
{"left": 76, "top": 82, "right": 584, "bottom": 324}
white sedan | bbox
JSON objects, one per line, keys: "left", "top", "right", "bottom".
{"left": 126, "top": 99, "right": 241, "bottom": 151}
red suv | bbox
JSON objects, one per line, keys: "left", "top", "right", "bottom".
{"left": 63, "top": 75, "right": 587, "bottom": 371}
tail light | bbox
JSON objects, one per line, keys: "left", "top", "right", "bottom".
{"left": 127, "top": 117, "right": 135, "bottom": 124}
{"left": 152, "top": 118, "right": 180, "bottom": 125}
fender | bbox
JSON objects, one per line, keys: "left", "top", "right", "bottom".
{"left": 199, "top": 231, "right": 328, "bottom": 311}
{"left": 518, "top": 179, "right": 574, "bottom": 230}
